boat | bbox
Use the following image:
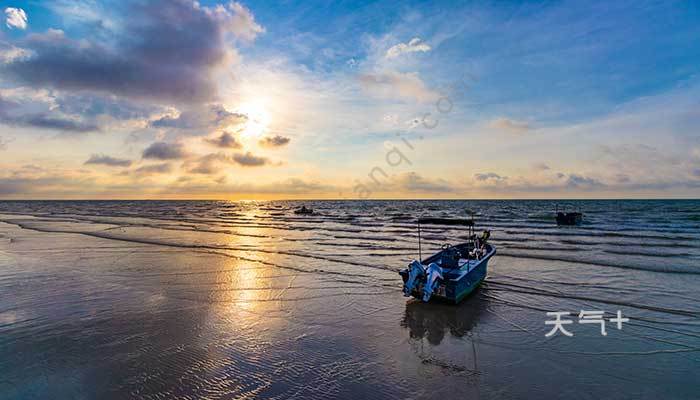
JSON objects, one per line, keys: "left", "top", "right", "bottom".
{"left": 294, "top": 206, "right": 314, "bottom": 215}
{"left": 399, "top": 217, "right": 496, "bottom": 304}
{"left": 556, "top": 212, "right": 582, "bottom": 225}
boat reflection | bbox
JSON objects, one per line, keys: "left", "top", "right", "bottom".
{"left": 401, "top": 294, "right": 488, "bottom": 345}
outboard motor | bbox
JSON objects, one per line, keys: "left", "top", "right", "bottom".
{"left": 404, "top": 260, "right": 425, "bottom": 296}
{"left": 422, "top": 263, "right": 444, "bottom": 302}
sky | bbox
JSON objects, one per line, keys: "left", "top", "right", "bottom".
{"left": 0, "top": 0, "right": 699, "bottom": 199}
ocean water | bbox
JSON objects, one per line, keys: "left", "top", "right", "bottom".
{"left": 0, "top": 200, "right": 698, "bottom": 399}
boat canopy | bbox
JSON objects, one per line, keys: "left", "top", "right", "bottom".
{"left": 417, "top": 217, "right": 474, "bottom": 226}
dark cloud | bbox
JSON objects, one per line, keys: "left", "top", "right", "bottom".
{"left": 2, "top": 1, "right": 263, "bottom": 104}
{"left": 134, "top": 163, "right": 172, "bottom": 175}
{"left": 0, "top": 175, "right": 96, "bottom": 196}
{"left": 0, "top": 93, "right": 104, "bottom": 134}
{"left": 57, "top": 93, "right": 163, "bottom": 121}
{"left": 474, "top": 172, "right": 507, "bottom": 182}
{"left": 185, "top": 151, "right": 270, "bottom": 173}
{"left": 186, "top": 153, "right": 227, "bottom": 174}
{"left": 0, "top": 94, "right": 20, "bottom": 113}
{"left": 0, "top": 179, "right": 26, "bottom": 195}
{"left": 204, "top": 132, "right": 242, "bottom": 148}
{"left": 532, "top": 162, "right": 550, "bottom": 171}
{"left": 84, "top": 154, "right": 132, "bottom": 167}
{"left": 565, "top": 174, "right": 604, "bottom": 188}
{"left": 152, "top": 104, "right": 246, "bottom": 131}
{"left": 1, "top": 112, "right": 99, "bottom": 133}
{"left": 233, "top": 151, "right": 268, "bottom": 167}
{"left": 615, "top": 174, "right": 631, "bottom": 183}
{"left": 259, "top": 135, "right": 291, "bottom": 148}
{"left": 142, "top": 142, "right": 188, "bottom": 160}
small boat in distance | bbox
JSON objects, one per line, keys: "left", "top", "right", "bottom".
{"left": 399, "top": 217, "right": 496, "bottom": 304}
{"left": 294, "top": 205, "right": 314, "bottom": 215}
{"left": 556, "top": 212, "right": 582, "bottom": 225}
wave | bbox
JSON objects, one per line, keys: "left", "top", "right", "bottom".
{"left": 603, "top": 249, "right": 694, "bottom": 258}
{"left": 0, "top": 218, "right": 402, "bottom": 275}
{"left": 496, "top": 251, "right": 700, "bottom": 274}
{"left": 484, "top": 280, "right": 698, "bottom": 317}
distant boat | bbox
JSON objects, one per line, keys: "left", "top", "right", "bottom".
{"left": 399, "top": 217, "right": 496, "bottom": 304}
{"left": 294, "top": 206, "right": 314, "bottom": 215}
{"left": 556, "top": 212, "right": 582, "bottom": 226}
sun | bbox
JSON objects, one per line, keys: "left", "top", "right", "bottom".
{"left": 236, "top": 100, "right": 271, "bottom": 138}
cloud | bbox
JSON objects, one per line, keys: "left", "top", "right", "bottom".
{"left": 185, "top": 153, "right": 229, "bottom": 174}
{"left": 565, "top": 173, "right": 604, "bottom": 188}
{"left": 84, "top": 154, "right": 132, "bottom": 167}
{"left": 233, "top": 151, "right": 268, "bottom": 167}
{"left": 1, "top": 1, "right": 264, "bottom": 104}
{"left": 259, "top": 135, "right": 291, "bottom": 148}
{"left": 385, "top": 37, "right": 431, "bottom": 59}
{"left": 392, "top": 172, "right": 453, "bottom": 193}
{"left": 204, "top": 132, "right": 242, "bottom": 148}
{"left": 0, "top": 136, "right": 12, "bottom": 150}
{"left": 142, "top": 142, "right": 188, "bottom": 160}
{"left": 615, "top": 173, "right": 631, "bottom": 183}
{"left": 1, "top": 112, "right": 99, "bottom": 133}
{"left": 185, "top": 151, "right": 272, "bottom": 173}
{"left": 532, "top": 162, "right": 550, "bottom": 171}
{"left": 151, "top": 104, "right": 247, "bottom": 131}
{"left": 359, "top": 71, "right": 440, "bottom": 102}
{"left": 220, "top": 2, "right": 265, "bottom": 42}
{"left": 164, "top": 177, "right": 335, "bottom": 196}
{"left": 0, "top": 43, "right": 32, "bottom": 64}
{"left": 0, "top": 91, "right": 104, "bottom": 133}
{"left": 474, "top": 172, "right": 507, "bottom": 182}
{"left": 56, "top": 93, "right": 163, "bottom": 121}
{"left": 489, "top": 118, "right": 532, "bottom": 134}
{"left": 5, "top": 7, "right": 27, "bottom": 30}
{"left": 0, "top": 177, "right": 45, "bottom": 195}
{"left": 0, "top": 168, "right": 97, "bottom": 196}
{"left": 231, "top": 178, "right": 333, "bottom": 194}
{"left": 133, "top": 163, "right": 172, "bottom": 175}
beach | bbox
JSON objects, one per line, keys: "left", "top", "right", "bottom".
{"left": 0, "top": 200, "right": 698, "bottom": 399}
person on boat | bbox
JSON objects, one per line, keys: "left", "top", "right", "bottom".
{"left": 480, "top": 230, "right": 490, "bottom": 244}
{"left": 470, "top": 230, "right": 491, "bottom": 259}
{"left": 470, "top": 237, "right": 482, "bottom": 259}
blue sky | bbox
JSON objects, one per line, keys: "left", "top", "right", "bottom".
{"left": 0, "top": 0, "right": 699, "bottom": 198}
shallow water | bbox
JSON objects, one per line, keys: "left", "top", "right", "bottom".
{"left": 0, "top": 200, "right": 698, "bottom": 399}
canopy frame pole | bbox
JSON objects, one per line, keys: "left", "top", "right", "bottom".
{"left": 418, "top": 220, "right": 422, "bottom": 261}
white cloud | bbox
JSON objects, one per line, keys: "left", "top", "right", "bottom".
{"left": 385, "top": 37, "right": 431, "bottom": 59}
{"left": 5, "top": 7, "right": 27, "bottom": 30}
{"left": 359, "top": 71, "right": 440, "bottom": 102}
{"left": 0, "top": 43, "right": 32, "bottom": 64}
{"left": 207, "top": 1, "right": 264, "bottom": 42}
{"left": 488, "top": 117, "right": 532, "bottom": 134}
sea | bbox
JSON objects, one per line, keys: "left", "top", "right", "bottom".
{"left": 0, "top": 200, "right": 698, "bottom": 399}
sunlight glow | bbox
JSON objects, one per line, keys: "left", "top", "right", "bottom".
{"left": 237, "top": 100, "right": 272, "bottom": 138}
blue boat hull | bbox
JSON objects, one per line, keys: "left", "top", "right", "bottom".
{"left": 399, "top": 246, "right": 495, "bottom": 304}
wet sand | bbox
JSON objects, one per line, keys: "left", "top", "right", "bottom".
{"left": 0, "top": 200, "right": 699, "bottom": 399}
